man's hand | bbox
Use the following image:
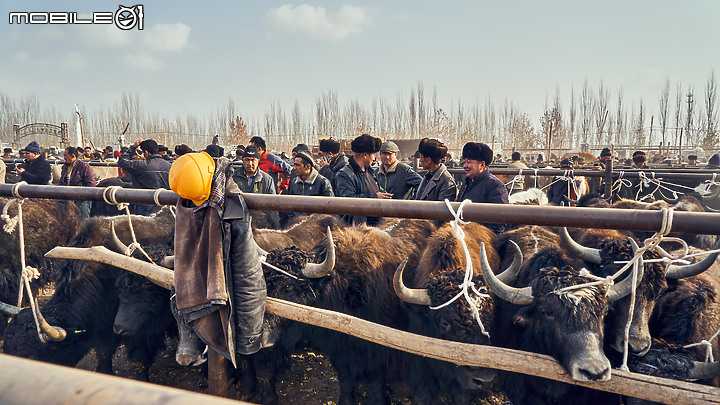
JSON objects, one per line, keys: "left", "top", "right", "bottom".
{"left": 318, "top": 155, "right": 329, "bottom": 168}
{"left": 16, "top": 167, "right": 24, "bottom": 174}
{"left": 376, "top": 192, "right": 393, "bottom": 199}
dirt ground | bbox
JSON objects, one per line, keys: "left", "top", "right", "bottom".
{"left": 2, "top": 287, "right": 509, "bottom": 404}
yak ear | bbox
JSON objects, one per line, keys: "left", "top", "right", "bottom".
{"left": 512, "top": 313, "right": 531, "bottom": 327}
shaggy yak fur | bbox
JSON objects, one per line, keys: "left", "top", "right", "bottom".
{"left": 2, "top": 209, "right": 175, "bottom": 380}
{"left": 261, "top": 219, "right": 436, "bottom": 405}
{"left": 490, "top": 248, "right": 614, "bottom": 405}
{"left": 253, "top": 213, "right": 344, "bottom": 252}
{"left": 400, "top": 222, "right": 500, "bottom": 404}
{"left": 0, "top": 198, "right": 80, "bottom": 333}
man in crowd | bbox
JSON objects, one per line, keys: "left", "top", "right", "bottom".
{"left": 547, "top": 158, "right": 588, "bottom": 206}
{"left": 457, "top": 142, "right": 508, "bottom": 233}
{"left": 158, "top": 145, "right": 174, "bottom": 162}
{"left": 118, "top": 139, "right": 172, "bottom": 215}
{"left": 234, "top": 145, "right": 245, "bottom": 161}
{"left": 249, "top": 136, "right": 293, "bottom": 193}
{"left": 284, "top": 150, "right": 334, "bottom": 222}
{"left": 336, "top": 134, "right": 391, "bottom": 225}
{"left": 376, "top": 141, "right": 423, "bottom": 199}
{"left": 318, "top": 138, "right": 347, "bottom": 193}
{"left": 101, "top": 146, "right": 115, "bottom": 161}
{"left": 81, "top": 146, "right": 93, "bottom": 160}
{"left": 415, "top": 138, "right": 457, "bottom": 202}
{"left": 687, "top": 155, "right": 699, "bottom": 166}
{"left": 232, "top": 145, "right": 276, "bottom": 194}
{"left": 16, "top": 141, "right": 51, "bottom": 185}
{"left": 631, "top": 150, "right": 647, "bottom": 169}
{"left": 61, "top": 146, "right": 97, "bottom": 219}
{"left": 2, "top": 148, "right": 14, "bottom": 159}
{"left": 506, "top": 151, "right": 528, "bottom": 194}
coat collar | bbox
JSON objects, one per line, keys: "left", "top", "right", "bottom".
{"left": 294, "top": 167, "right": 318, "bottom": 185}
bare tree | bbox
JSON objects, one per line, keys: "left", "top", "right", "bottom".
{"left": 674, "top": 82, "right": 684, "bottom": 147}
{"left": 658, "top": 79, "right": 670, "bottom": 151}
{"left": 580, "top": 79, "right": 592, "bottom": 145}
{"left": 593, "top": 81, "right": 609, "bottom": 145}
{"left": 702, "top": 71, "right": 719, "bottom": 149}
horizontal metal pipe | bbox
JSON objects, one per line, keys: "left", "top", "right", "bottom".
{"left": 0, "top": 354, "right": 250, "bottom": 405}
{"left": 1, "top": 184, "right": 718, "bottom": 234}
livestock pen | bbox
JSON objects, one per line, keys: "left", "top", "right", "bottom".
{"left": 1, "top": 183, "right": 720, "bottom": 404}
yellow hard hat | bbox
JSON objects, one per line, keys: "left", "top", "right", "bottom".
{"left": 169, "top": 152, "right": 215, "bottom": 206}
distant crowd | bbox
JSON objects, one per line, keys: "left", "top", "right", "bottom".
{"left": 2, "top": 137, "right": 719, "bottom": 230}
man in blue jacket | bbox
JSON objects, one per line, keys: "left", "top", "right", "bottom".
{"left": 457, "top": 142, "right": 508, "bottom": 233}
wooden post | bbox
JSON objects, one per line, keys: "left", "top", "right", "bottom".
{"left": 207, "top": 350, "right": 228, "bottom": 397}
{"left": 603, "top": 156, "right": 613, "bottom": 198}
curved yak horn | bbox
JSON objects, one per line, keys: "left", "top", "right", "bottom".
{"left": 33, "top": 298, "right": 67, "bottom": 342}
{"left": 559, "top": 227, "right": 603, "bottom": 264}
{"left": 110, "top": 221, "right": 129, "bottom": 254}
{"left": 496, "top": 240, "right": 523, "bottom": 283}
{"left": 393, "top": 258, "right": 431, "bottom": 306}
{"left": 480, "top": 242, "right": 533, "bottom": 305}
{"left": 302, "top": 227, "right": 335, "bottom": 278}
{"left": 666, "top": 238, "right": 720, "bottom": 280}
{"left": 688, "top": 361, "right": 720, "bottom": 380}
{"left": 606, "top": 238, "right": 645, "bottom": 302}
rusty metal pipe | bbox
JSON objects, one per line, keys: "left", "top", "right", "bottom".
{"left": 1, "top": 184, "right": 719, "bottom": 233}
{"left": 0, "top": 354, "right": 250, "bottom": 405}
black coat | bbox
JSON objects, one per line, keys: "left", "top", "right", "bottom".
{"left": 457, "top": 170, "right": 509, "bottom": 233}
{"left": 118, "top": 147, "right": 172, "bottom": 190}
{"left": 319, "top": 152, "right": 348, "bottom": 193}
{"left": 20, "top": 155, "right": 51, "bottom": 185}
{"left": 336, "top": 156, "right": 384, "bottom": 225}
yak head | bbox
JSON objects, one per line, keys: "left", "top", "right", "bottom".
{"left": 481, "top": 245, "right": 629, "bottom": 382}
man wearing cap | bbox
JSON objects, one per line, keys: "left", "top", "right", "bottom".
{"left": 2, "top": 148, "right": 13, "bottom": 159}
{"left": 376, "top": 141, "right": 422, "bottom": 199}
{"left": 284, "top": 150, "right": 334, "bottom": 223}
{"left": 457, "top": 142, "right": 508, "bottom": 233}
{"left": 318, "top": 138, "right": 348, "bottom": 193}
{"left": 232, "top": 145, "right": 276, "bottom": 194}
{"left": 336, "top": 134, "right": 391, "bottom": 225}
{"left": 118, "top": 139, "right": 172, "bottom": 215}
{"left": 415, "top": 138, "right": 457, "bottom": 202}
{"left": 687, "top": 155, "right": 699, "bottom": 166}
{"left": 548, "top": 158, "right": 588, "bottom": 206}
{"left": 249, "top": 136, "right": 293, "bottom": 193}
{"left": 16, "top": 141, "right": 51, "bottom": 185}
{"left": 158, "top": 145, "right": 174, "bottom": 162}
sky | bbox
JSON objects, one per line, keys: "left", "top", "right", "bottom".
{"left": 1, "top": 0, "right": 719, "bottom": 133}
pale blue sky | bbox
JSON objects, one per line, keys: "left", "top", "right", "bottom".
{"left": 1, "top": 1, "right": 718, "bottom": 129}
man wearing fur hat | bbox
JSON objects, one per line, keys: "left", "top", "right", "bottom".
{"left": 336, "top": 134, "right": 391, "bottom": 225}
{"left": 415, "top": 138, "right": 457, "bottom": 202}
{"left": 457, "top": 142, "right": 508, "bottom": 233}
{"left": 16, "top": 141, "right": 51, "bottom": 185}
{"left": 318, "top": 138, "right": 348, "bottom": 193}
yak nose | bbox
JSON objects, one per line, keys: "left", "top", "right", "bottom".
{"left": 572, "top": 358, "right": 612, "bottom": 381}
{"left": 113, "top": 324, "right": 128, "bottom": 335}
{"left": 629, "top": 337, "right": 651, "bottom": 356}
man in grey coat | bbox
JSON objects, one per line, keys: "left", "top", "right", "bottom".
{"left": 376, "top": 141, "right": 423, "bottom": 199}
{"left": 284, "top": 151, "right": 334, "bottom": 223}
{"left": 232, "top": 146, "right": 276, "bottom": 194}
{"left": 415, "top": 138, "right": 457, "bottom": 202}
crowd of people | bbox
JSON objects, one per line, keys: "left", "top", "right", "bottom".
{"left": 2, "top": 136, "right": 719, "bottom": 230}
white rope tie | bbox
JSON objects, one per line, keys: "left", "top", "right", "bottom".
{"left": 504, "top": 169, "right": 523, "bottom": 190}
{"left": 260, "top": 260, "right": 299, "bottom": 280}
{"left": 0, "top": 184, "right": 49, "bottom": 342}
{"left": 102, "top": 186, "right": 155, "bottom": 264}
{"left": 429, "top": 199, "right": 491, "bottom": 338}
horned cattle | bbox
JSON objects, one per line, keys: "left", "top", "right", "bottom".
{"left": 253, "top": 213, "right": 343, "bottom": 251}
{"left": 2, "top": 208, "right": 175, "bottom": 380}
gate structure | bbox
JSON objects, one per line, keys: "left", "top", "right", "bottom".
{"left": 12, "top": 123, "right": 69, "bottom": 148}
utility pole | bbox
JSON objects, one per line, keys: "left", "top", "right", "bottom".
{"left": 685, "top": 92, "right": 694, "bottom": 154}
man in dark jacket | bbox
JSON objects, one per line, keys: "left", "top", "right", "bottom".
{"left": 318, "top": 138, "right": 348, "bottom": 193}
{"left": 336, "top": 134, "right": 391, "bottom": 225}
{"left": 376, "top": 141, "right": 423, "bottom": 199}
{"left": 17, "top": 141, "right": 51, "bottom": 185}
{"left": 457, "top": 142, "right": 509, "bottom": 233}
{"left": 232, "top": 145, "right": 276, "bottom": 194}
{"left": 284, "top": 151, "right": 334, "bottom": 223}
{"left": 249, "top": 136, "right": 293, "bottom": 193}
{"left": 61, "top": 146, "right": 97, "bottom": 219}
{"left": 415, "top": 138, "right": 457, "bottom": 202}
{"left": 118, "top": 139, "right": 172, "bottom": 215}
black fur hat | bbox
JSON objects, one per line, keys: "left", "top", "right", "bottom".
{"left": 319, "top": 138, "right": 340, "bottom": 154}
{"left": 351, "top": 134, "right": 382, "bottom": 154}
{"left": 461, "top": 142, "right": 493, "bottom": 165}
{"left": 417, "top": 138, "right": 448, "bottom": 164}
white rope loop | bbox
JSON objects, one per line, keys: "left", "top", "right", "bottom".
{"left": 430, "top": 199, "right": 491, "bottom": 338}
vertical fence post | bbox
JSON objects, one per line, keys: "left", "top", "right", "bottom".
{"left": 207, "top": 350, "right": 228, "bottom": 397}
{"left": 604, "top": 158, "right": 614, "bottom": 199}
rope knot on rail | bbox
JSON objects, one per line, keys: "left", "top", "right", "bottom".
{"left": 430, "top": 199, "right": 490, "bottom": 338}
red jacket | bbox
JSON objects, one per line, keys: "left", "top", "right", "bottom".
{"left": 258, "top": 150, "right": 293, "bottom": 191}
